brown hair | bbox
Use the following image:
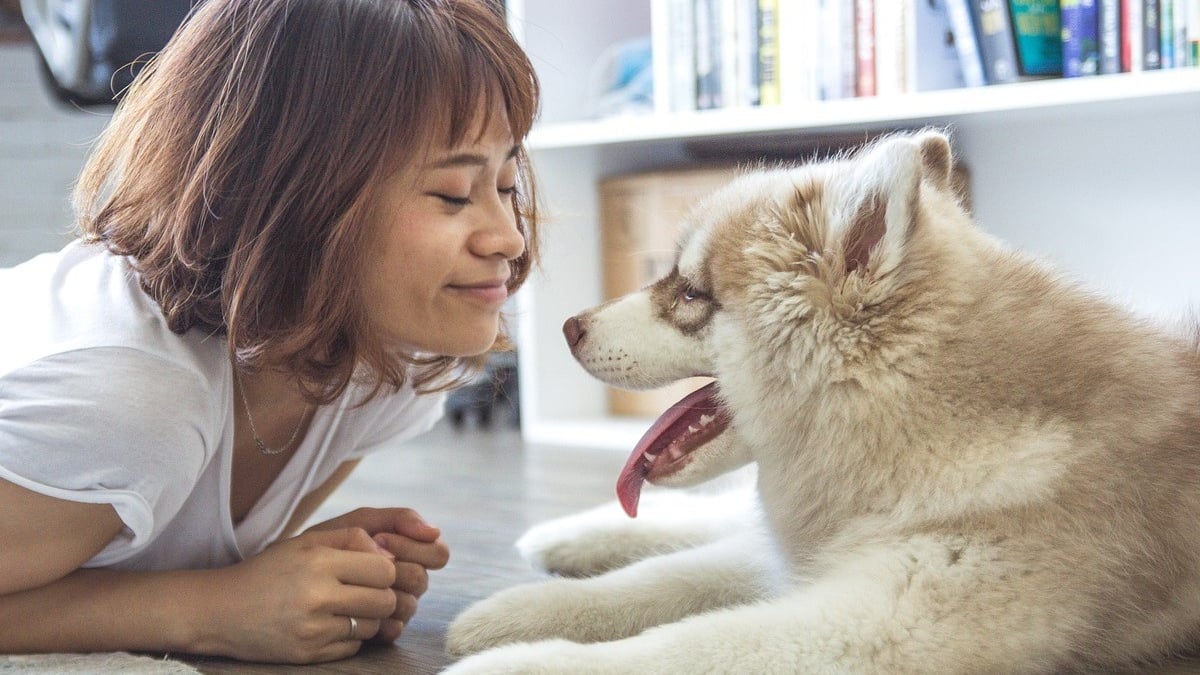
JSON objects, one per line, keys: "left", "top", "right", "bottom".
{"left": 74, "top": 0, "right": 540, "bottom": 404}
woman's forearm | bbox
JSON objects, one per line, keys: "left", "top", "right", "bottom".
{"left": 0, "top": 566, "right": 226, "bottom": 656}
{"left": 0, "top": 528, "right": 400, "bottom": 664}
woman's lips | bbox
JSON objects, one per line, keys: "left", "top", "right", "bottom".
{"left": 448, "top": 280, "right": 509, "bottom": 305}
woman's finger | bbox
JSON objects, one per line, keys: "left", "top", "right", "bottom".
{"left": 392, "top": 561, "right": 429, "bottom": 596}
{"left": 373, "top": 532, "right": 450, "bottom": 569}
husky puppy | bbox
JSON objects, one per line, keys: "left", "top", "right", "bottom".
{"left": 444, "top": 130, "right": 1200, "bottom": 674}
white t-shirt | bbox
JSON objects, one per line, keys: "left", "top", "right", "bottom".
{"left": 0, "top": 241, "right": 445, "bottom": 571}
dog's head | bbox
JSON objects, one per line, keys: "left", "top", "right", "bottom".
{"left": 565, "top": 130, "right": 973, "bottom": 516}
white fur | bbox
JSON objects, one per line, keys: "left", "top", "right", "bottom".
{"left": 444, "top": 132, "right": 1200, "bottom": 674}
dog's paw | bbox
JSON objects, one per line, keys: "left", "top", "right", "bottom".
{"left": 516, "top": 507, "right": 644, "bottom": 578}
{"left": 446, "top": 582, "right": 568, "bottom": 656}
{"left": 517, "top": 495, "right": 721, "bottom": 577}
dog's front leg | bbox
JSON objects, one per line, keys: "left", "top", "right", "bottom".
{"left": 445, "top": 527, "right": 780, "bottom": 657}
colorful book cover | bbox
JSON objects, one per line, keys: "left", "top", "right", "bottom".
{"left": 943, "top": 0, "right": 988, "bottom": 85}
{"left": 1159, "top": 0, "right": 1174, "bottom": 67}
{"left": 1143, "top": 0, "right": 1162, "bottom": 69}
{"left": 1008, "top": 0, "right": 1063, "bottom": 75}
{"left": 855, "top": 0, "right": 877, "bottom": 96}
{"left": 1097, "top": 0, "right": 1121, "bottom": 73}
{"left": 1062, "top": 0, "right": 1100, "bottom": 76}
{"left": 969, "top": 0, "right": 1020, "bottom": 83}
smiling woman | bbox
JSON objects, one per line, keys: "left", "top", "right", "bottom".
{"left": 362, "top": 113, "right": 526, "bottom": 359}
{"left": 0, "top": 0, "right": 541, "bottom": 665}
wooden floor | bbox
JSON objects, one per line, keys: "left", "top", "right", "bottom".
{"left": 178, "top": 419, "right": 1200, "bottom": 675}
{"left": 185, "top": 419, "right": 626, "bottom": 674}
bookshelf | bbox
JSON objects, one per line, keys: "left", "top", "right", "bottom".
{"left": 507, "top": 1, "right": 1200, "bottom": 451}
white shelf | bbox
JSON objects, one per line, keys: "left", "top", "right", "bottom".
{"left": 509, "top": 1, "right": 1200, "bottom": 453}
{"left": 528, "top": 69, "right": 1200, "bottom": 150}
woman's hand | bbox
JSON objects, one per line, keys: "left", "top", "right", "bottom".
{"left": 204, "top": 527, "right": 400, "bottom": 663}
{"left": 305, "top": 507, "right": 451, "bottom": 643}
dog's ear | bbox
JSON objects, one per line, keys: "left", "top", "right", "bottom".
{"left": 839, "top": 134, "right": 926, "bottom": 277}
{"left": 838, "top": 130, "right": 953, "bottom": 276}
{"left": 914, "top": 129, "right": 953, "bottom": 190}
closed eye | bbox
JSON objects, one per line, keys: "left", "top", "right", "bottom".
{"left": 430, "top": 193, "right": 471, "bottom": 207}
{"left": 498, "top": 185, "right": 518, "bottom": 197}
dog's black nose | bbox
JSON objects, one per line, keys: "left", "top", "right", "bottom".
{"left": 563, "top": 316, "right": 585, "bottom": 348}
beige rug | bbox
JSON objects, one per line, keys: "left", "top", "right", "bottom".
{"left": 0, "top": 653, "right": 199, "bottom": 673}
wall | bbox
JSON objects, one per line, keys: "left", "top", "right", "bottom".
{"left": 0, "top": 43, "right": 111, "bottom": 267}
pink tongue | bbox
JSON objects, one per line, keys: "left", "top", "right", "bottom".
{"left": 616, "top": 382, "right": 725, "bottom": 518}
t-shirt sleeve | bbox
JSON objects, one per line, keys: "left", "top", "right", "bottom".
{"left": 0, "top": 348, "right": 217, "bottom": 562}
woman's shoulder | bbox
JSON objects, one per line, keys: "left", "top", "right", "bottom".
{"left": 0, "top": 241, "right": 227, "bottom": 385}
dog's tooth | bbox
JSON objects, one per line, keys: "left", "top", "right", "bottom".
{"left": 688, "top": 425, "right": 699, "bottom": 434}
{"left": 643, "top": 451, "right": 659, "bottom": 463}
{"left": 699, "top": 414, "right": 714, "bottom": 427}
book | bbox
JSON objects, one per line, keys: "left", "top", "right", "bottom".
{"left": 1062, "top": 0, "right": 1100, "bottom": 76}
{"left": 758, "top": 0, "right": 781, "bottom": 105}
{"left": 694, "top": 0, "right": 722, "bottom": 108}
{"left": 1097, "top": 0, "right": 1122, "bottom": 73}
{"left": 778, "top": 0, "right": 821, "bottom": 104}
{"left": 907, "top": 0, "right": 967, "bottom": 91}
{"left": 1160, "top": 0, "right": 1174, "bottom": 67}
{"left": 943, "top": 0, "right": 988, "bottom": 85}
{"left": 735, "top": 0, "right": 761, "bottom": 106}
{"left": 1009, "top": 0, "right": 1063, "bottom": 76}
{"left": 818, "top": 0, "right": 857, "bottom": 100}
{"left": 873, "top": 0, "right": 906, "bottom": 95}
{"left": 1143, "top": 0, "right": 1162, "bottom": 69}
{"left": 969, "top": 0, "right": 1021, "bottom": 83}
{"left": 855, "top": 0, "right": 877, "bottom": 95}
{"left": 1121, "top": 0, "right": 1144, "bottom": 70}
{"left": 651, "top": 0, "right": 697, "bottom": 113}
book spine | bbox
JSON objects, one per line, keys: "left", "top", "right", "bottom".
{"left": 970, "top": 0, "right": 1020, "bottom": 83}
{"left": 695, "top": 0, "right": 722, "bottom": 108}
{"left": 1172, "top": 0, "right": 1188, "bottom": 65}
{"left": 818, "top": 0, "right": 846, "bottom": 99}
{"left": 1144, "top": 0, "right": 1162, "bottom": 68}
{"left": 1062, "top": 0, "right": 1101, "bottom": 76}
{"left": 839, "top": 0, "right": 858, "bottom": 95}
{"left": 737, "top": 0, "right": 761, "bottom": 106}
{"left": 908, "top": 0, "right": 967, "bottom": 91}
{"left": 1008, "top": 0, "right": 1063, "bottom": 75}
{"left": 1097, "top": 0, "right": 1122, "bottom": 73}
{"left": 873, "top": 0, "right": 906, "bottom": 95}
{"left": 1122, "top": 0, "right": 1144, "bottom": 70}
{"left": 777, "top": 0, "right": 819, "bottom": 105}
{"left": 758, "top": 0, "right": 781, "bottom": 105}
{"left": 1160, "top": 0, "right": 1175, "bottom": 67}
{"left": 719, "top": 0, "right": 741, "bottom": 106}
{"left": 944, "top": 0, "right": 988, "bottom": 85}
{"left": 1188, "top": 0, "right": 1200, "bottom": 65}
{"left": 855, "top": 0, "right": 877, "bottom": 95}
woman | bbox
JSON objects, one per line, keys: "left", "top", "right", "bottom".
{"left": 0, "top": 0, "right": 539, "bottom": 664}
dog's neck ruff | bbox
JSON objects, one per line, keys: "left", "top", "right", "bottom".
{"left": 617, "top": 381, "right": 731, "bottom": 517}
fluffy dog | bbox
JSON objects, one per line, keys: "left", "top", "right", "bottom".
{"left": 444, "top": 130, "right": 1200, "bottom": 673}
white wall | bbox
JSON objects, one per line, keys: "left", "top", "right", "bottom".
{"left": 0, "top": 43, "right": 111, "bottom": 267}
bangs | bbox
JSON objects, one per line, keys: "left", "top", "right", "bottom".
{"left": 435, "top": 1, "right": 539, "bottom": 148}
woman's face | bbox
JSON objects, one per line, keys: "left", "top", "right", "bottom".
{"left": 362, "top": 111, "right": 525, "bottom": 357}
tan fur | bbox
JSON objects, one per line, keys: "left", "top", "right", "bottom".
{"left": 445, "top": 130, "right": 1200, "bottom": 674}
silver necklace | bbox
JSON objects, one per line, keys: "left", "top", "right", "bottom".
{"left": 234, "top": 370, "right": 306, "bottom": 456}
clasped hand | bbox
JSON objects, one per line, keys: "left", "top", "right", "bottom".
{"left": 219, "top": 507, "right": 449, "bottom": 663}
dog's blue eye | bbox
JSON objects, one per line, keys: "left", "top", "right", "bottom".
{"left": 680, "top": 287, "right": 705, "bottom": 303}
